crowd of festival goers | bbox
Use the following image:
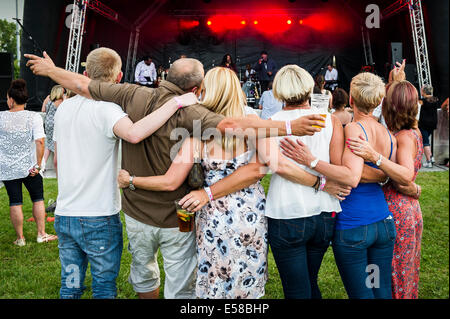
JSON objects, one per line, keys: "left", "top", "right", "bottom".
{"left": 0, "top": 47, "right": 448, "bottom": 299}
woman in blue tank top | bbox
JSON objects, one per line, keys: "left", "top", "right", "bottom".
{"left": 280, "top": 72, "right": 397, "bottom": 299}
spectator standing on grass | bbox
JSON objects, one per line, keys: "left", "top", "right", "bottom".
{"left": 347, "top": 80, "right": 424, "bottom": 299}
{"left": 418, "top": 85, "right": 440, "bottom": 168}
{"left": 26, "top": 50, "right": 327, "bottom": 299}
{"left": 0, "top": 79, "right": 57, "bottom": 246}
{"left": 41, "top": 85, "right": 66, "bottom": 173}
{"left": 29, "top": 48, "right": 199, "bottom": 299}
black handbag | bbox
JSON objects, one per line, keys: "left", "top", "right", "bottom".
{"left": 188, "top": 139, "right": 204, "bottom": 189}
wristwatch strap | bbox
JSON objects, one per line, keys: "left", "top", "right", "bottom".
{"left": 129, "top": 176, "right": 136, "bottom": 191}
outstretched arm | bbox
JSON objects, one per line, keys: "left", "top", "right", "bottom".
{"left": 25, "top": 52, "right": 92, "bottom": 98}
{"left": 114, "top": 93, "right": 198, "bottom": 144}
{"left": 347, "top": 130, "right": 415, "bottom": 186}
{"left": 179, "top": 152, "right": 268, "bottom": 212}
{"left": 216, "top": 113, "right": 326, "bottom": 139}
{"left": 118, "top": 138, "right": 196, "bottom": 191}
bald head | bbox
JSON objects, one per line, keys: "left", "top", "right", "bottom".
{"left": 166, "top": 58, "right": 204, "bottom": 92}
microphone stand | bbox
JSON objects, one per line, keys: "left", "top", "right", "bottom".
{"left": 13, "top": 18, "right": 45, "bottom": 107}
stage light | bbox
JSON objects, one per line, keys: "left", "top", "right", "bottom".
{"left": 207, "top": 20, "right": 212, "bottom": 26}
{"left": 241, "top": 20, "right": 246, "bottom": 25}
{"left": 253, "top": 20, "right": 258, "bottom": 25}
{"left": 299, "top": 19, "right": 303, "bottom": 24}
{"left": 287, "top": 19, "right": 292, "bottom": 25}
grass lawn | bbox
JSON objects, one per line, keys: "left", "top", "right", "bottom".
{"left": 0, "top": 171, "right": 448, "bottom": 299}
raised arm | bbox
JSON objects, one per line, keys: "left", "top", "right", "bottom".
{"left": 118, "top": 137, "right": 195, "bottom": 191}
{"left": 25, "top": 52, "right": 92, "bottom": 98}
{"left": 113, "top": 93, "right": 198, "bottom": 144}
{"left": 41, "top": 95, "right": 50, "bottom": 112}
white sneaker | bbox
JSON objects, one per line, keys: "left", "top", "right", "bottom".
{"left": 431, "top": 156, "right": 435, "bottom": 164}
{"left": 423, "top": 161, "right": 432, "bottom": 168}
{"left": 13, "top": 238, "right": 26, "bottom": 247}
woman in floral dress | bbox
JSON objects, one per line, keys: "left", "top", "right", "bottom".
{"left": 347, "top": 80, "right": 424, "bottom": 298}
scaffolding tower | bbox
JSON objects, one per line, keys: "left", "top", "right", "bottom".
{"left": 409, "top": 0, "right": 432, "bottom": 89}
{"left": 65, "top": 0, "right": 87, "bottom": 73}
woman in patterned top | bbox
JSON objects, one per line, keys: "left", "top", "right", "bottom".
{"left": 41, "top": 85, "right": 66, "bottom": 172}
{"left": 118, "top": 67, "right": 348, "bottom": 299}
{"left": 0, "top": 79, "right": 58, "bottom": 246}
{"left": 346, "top": 80, "right": 424, "bottom": 299}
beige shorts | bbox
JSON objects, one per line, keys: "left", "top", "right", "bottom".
{"left": 125, "top": 214, "right": 197, "bottom": 299}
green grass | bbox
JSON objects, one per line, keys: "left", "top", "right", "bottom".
{"left": 0, "top": 172, "right": 448, "bottom": 299}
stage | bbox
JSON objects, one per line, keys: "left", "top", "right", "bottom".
{"left": 16, "top": 0, "right": 449, "bottom": 110}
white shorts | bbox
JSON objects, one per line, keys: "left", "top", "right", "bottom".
{"left": 124, "top": 214, "right": 197, "bottom": 299}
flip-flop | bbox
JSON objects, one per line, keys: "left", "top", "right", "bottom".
{"left": 37, "top": 233, "right": 58, "bottom": 243}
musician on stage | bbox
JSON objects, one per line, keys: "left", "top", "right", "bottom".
{"left": 220, "top": 53, "right": 237, "bottom": 73}
{"left": 134, "top": 55, "right": 157, "bottom": 87}
{"left": 324, "top": 63, "right": 338, "bottom": 91}
{"left": 253, "top": 51, "right": 277, "bottom": 93}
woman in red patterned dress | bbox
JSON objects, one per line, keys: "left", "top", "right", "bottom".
{"left": 347, "top": 80, "right": 423, "bottom": 299}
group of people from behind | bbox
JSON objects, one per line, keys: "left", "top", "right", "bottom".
{"left": 3, "top": 44, "right": 444, "bottom": 300}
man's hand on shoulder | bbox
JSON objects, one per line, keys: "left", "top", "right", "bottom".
{"left": 25, "top": 51, "right": 56, "bottom": 77}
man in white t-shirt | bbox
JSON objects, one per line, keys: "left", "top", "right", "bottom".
{"left": 51, "top": 47, "right": 197, "bottom": 299}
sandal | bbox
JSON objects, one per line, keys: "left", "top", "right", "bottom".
{"left": 37, "top": 233, "right": 58, "bottom": 243}
{"left": 13, "top": 238, "right": 26, "bottom": 246}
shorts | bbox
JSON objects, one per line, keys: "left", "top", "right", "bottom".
{"left": 2, "top": 174, "right": 44, "bottom": 206}
{"left": 419, "top": 128, "right": 433, "bottom": 147}
{"left": 124, "top": 214, "right": 197, "bottom": 299}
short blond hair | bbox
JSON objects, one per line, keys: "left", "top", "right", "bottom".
{"left": 86, "top": 47, "right": 122, "bottom": 83}
{"left": 273, "top": 65, "right": 314, "bottom": 105}
{"left": 50, "top": 85, "right": 65, "bottom": 101}
{"left": 350, "top": 72, "right": 385, "bottom": 113}
{"left": 201, "top": 67, "right": 246, "bottom": 152}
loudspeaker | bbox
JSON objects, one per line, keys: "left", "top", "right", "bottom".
{"left": 405, "top": 63, "right": 418, "bottom": 85}
{"left": 390, "top": 42, "right": 403, "bottom": 68}
{"left": 0, "top": 52, "right": 14, "bottom": 111}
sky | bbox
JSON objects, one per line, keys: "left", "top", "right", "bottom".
{"left": 0, "top": 0, "right": 24, "bottom": 21}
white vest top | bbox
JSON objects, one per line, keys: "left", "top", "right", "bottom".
{"left": 265, "top": 108, "right": 342, "bottom": 219}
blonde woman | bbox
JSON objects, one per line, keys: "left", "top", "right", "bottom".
{"left": 41, "top": 85, "right": 66, "bottom": 171}
{"left": 118, "top": 67, "right": 349, "bottom": 299}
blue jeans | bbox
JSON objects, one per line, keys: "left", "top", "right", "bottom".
{"left": 332, "top": 217, "right": 396, "bottom": 299}
{"left": 54, "top": 214, "right": 123, "bottom": 299}
{"left": 267, "top": 212, "right": 336, "bottom": 299}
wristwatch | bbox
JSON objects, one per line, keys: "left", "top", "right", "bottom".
{"left": 33, "top": 164, "right": 41, "bottom": 172}
{"left": 310, "top": 158, "right": 319, "bottom": 169}
{"left": 129, "top": 175, "right": 136, "bottom": 191}
{"left": 375, "top": 154, "right": 383, "bottom": 167}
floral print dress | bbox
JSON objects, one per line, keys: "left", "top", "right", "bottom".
{"left": 383, "top": 129, "right": 424, "bottom": 299}
{"left": 195, "top": 144, "right": 268, "bottom": 299}
{"left": 44, "top": 101, "right": 57, "bottom": 152}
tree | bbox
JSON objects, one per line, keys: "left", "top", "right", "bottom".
{"left": 0, "top": 19, "right": 20, "bottom": 78}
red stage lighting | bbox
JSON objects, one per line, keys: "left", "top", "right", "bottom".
{"left": 299, "top": 19, "right": 303, "bottom": 25}
{"left": 241, "top": 20, "right": 246, "bottom": 25}
{"left": 207, "top": 20, "right": 212, "bottom": 26}
{"left": 287, "top": 19, "right": 292, "bottom": 25}
{"left": 253, "top": 20, "right": 258, "bottom": 25}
